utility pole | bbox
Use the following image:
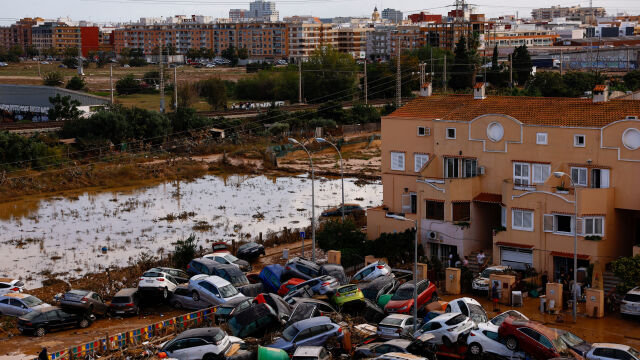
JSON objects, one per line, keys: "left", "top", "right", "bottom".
{"left": 560, "top": 49, "right": 564, "bottom": 76}
{"left": 173, "top": 66, "right": 178, "bottom": 110}
{"left": 509, "top": 53, "right": 513, "bottom": 87}
{"left": 443, "top": 56, "right": 447, "bottom": 91}
{"left": 364, "top": 57, "right": 368, "bottom": 104}
{"left": 419, "top": 62, "right": 426, "bottom": 88}
{"left": 160, "top": 47, "right": 165, "bottom": 113}
{"left": 77, "top": 45, "right": 84, "bottom": 76}
{"left": 109, "top": 64, "right": 114, "bottom": 104}
{"left": 430, "top": 47, "right": 433, "bottom": 78}
{"left": 396, "top": 37, "right": 401, "bottom": 107}
{"left": 298, "top": 58, "right": 303, "bottom": 104}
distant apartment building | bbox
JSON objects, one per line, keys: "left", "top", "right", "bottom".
{"left": 112, "top": 22, "right": 288, "bottom": 59}
{"left": 367, "top": 84, "right": 640, "bottom": 277}
{"left": 486, "top": 27, "right": 560, "bottom": 47}
{"left": 408, "top": 12, "right": 443, "bottom": 24}
{"left": 249, "top": 0, "right": 279, "bottom": 22}
{"left": 229, "top": 9, "right": 248, "bottom": 22}
{"left": 287, "top": 22, "right": 336, "bottom": 59}
{"left": 0, "top": 17, "right": 41, "bottom": 50}
{"left": 531, "top": 5, "right": 605, "bottom": 22}
{"left": 52, "top": 26, "right": 99, "bottom": 56}
{"left": 335, "top": 26, "right": 373, "bottom": 59}
{"left": 31, "top": 22, "right": 58, "bottom": 52}
{"left": 382, "top": 9, "right": 404, "bottom": 23}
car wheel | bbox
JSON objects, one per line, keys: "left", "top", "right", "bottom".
{"left": 442, "top": 336, "right": 453, "bottom": 348}
{"left": 35, "top": 327, "right": 46, "bottom": 337}
{"left": 505, "top": 336, "right": 518, "bottom": 351}
{"left": 162, "top": 287, "right": 168, "bottom": 300}
{"left": 469, "top": 342, "right": 482, "bottom": 356}
{"left": 79, "top": 318, "right": 90, "bottom": 328}
{"left": 192, "top": 291, "right": 200, "bottom": 301}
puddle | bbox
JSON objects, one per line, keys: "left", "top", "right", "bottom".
{"left": 0, "top": 174, "right": 381, "bottom": 287}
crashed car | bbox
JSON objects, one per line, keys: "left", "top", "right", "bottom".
{"left": 259, "top": 265, "right": 284, "bottom": 293}
{"left": 158, "top": 327, "right": 231, "bottom": 360}
{"left": 253, "top": 293, "right": 292, "bottom": 324}
{"left": 320, "top": 263, "right": 348, "bottom": 285}
{"left": 472, "top": 266, "right": 512, "bottom": 292}
{"left": 213, "top": 297, "right": 253, "bottom": 324}
{"left": 358, "top": 275, "right": 398, "bottom": 303}
{"left": 236, "top": 242, "right": 266, "bottom": 261}
{"left": 229, "top": 303, "right": 280, "bottom": 338}
{"left": 269, "top": 316, "right": 343, "bottom": 352}
{"left": 354, "top": 339, "right": 412, "bottom": 359}
{"left": 169, "top": 285, "right": 211, "bottom": 310}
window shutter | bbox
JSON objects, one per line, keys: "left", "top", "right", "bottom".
{"left": 600, "top": 169, "right": 610, "bottom": 188}
{"left": 401, "top": 194, "right": 412, "bottom": 214}
{"left": 575, "top": 217, "right": 583, "bottom": 235}
{"left": 543, "top": 214, "right": 554, "bottom": 232}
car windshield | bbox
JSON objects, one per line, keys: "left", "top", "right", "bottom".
{"left": 216, "top": 306, "right": 234, "bottom": 315}
{"left": 21, "top": 296, "right": 43, "bottom": 307}
{"left": 467, "top": 303, "right": 488, "bottom": 323}
{"left": 14, "top": 281, "right": 24, "bottom": 287}
{"left": 224, "top": 254, "right": 239, "bottom": 262}
{"left": 211, "top": 328, "right": 226, "bottom": 342}
{"left": 557, "top": 331, "right": 584, "bottom": 346}
{"left": 380, "top": 317, "right": 405, "bottom": 326}
{"left": 628, "top": 347, "right": 640, "bottom": 358}
{"left": 445, "top": 314, "right": 467, "bottom": 325}
{"left": 624, "top": 294, "right": 640, "bottom": 302}
{"left": 281, "top": 325, "right": 299, "bottom": 342}
{"left": 339, "top": 285, "right": 357, "bottom": 293}
{"left": 219, "top": 284, "right": 239, "bottom": 298}
{"left": 231, "top": 275, "right": 249, "bottom": 286}
{"left": 392, "top": 287, "right": 414, "bottom": 300}
{"left": 480, "top": 269, "right": 501, "bottom": 278}
{"left": 142, "top": 271, "right": 162, "bottom": 277}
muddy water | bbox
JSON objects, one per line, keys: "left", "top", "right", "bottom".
{"left": 0, "top": 175, "right": 381, "bottom": 287}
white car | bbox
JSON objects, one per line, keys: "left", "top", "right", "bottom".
{"left": 489, "top": 310, "right": 528, "bottom": 327}
{"left": 467, "top": 322, "right": 526, "bottom": 358}
{"left": 620, "top": 286, "right": 640, "bottom": 316}
{"left": 472, "top": 266, "right": 511, "bottom": 292}
{"left": 377, "top": 314, "right": 416, "bottom": 339}
{"left": 587, "top": 343, "right": 640, "bottom": 360}
{"left": 0, "top": 278, "right": 24, "bottom": 295}
{"left": 203, "top": 253, "right": 251, "bottom": 272}
{"left": 351, "top": 261, "right": 392, "bottom": 283}
{"left": 445, "top": 297, "right": 488, "bottom": 323}
{"left": 413, "top": 313, "right": 474, "bottom": 347}
{"left": 138, "top": 270, "right": 180, "bottom": 300}
{"left": 159, "top": 327, "right": 231, "bottom": 360}
{"left": 188, "top": 274, "right": 245, "bottom": 306}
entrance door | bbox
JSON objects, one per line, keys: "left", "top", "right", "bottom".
{"left": 553, "top": 257, "right": 590, "bottom": 282}
{"left": 429, "top": 243, "right": 457, "bottom": 266}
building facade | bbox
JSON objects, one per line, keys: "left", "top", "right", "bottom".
{"left": 382, "top": 9, "right": 404, "bottom": 23}
{"left": 367, "top": 84, "right": 640, "bottom": 277}
{"left": 52, "top": 26, "right": 99, "bottom": 56}
{"left": 531, "top": 5, "right": 606, "bottom": 22}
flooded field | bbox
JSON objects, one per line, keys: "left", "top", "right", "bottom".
{"left": 0, "top": 174, "right": 381, "bottom": 287}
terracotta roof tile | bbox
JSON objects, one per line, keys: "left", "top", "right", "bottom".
{"left": 388, "top": 94, "right": 640, "bottom": 127}
{"left": 495, "top": 241, "right": 534, "bottom": 249}
{"left": 593, "top": 85, "right": 607, "bottom": 92}
{"left": 473, "top": 82, "right": 485, "bottom": 89}
{"left": 473, "top": 193, "right": 503, "bottom": 204}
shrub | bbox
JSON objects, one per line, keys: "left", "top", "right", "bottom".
{"left": 65, "top": 75, "right": 86, "bottom": 91}
{"left": 173, "top": 234, "right": 198, "bottom": 269}
{"left": 42, "top": 71, "right": 64, "bottom": 86}
{"left": 115, "top": 74, "right": 142, "bottom": 95}
{"left": 611, "top": 255, "right": 640, "bottom": 294}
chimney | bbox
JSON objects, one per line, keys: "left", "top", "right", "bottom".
{"left": 593, "top": 85, "right": 609, "bottom": 103}
{"left": 420, "top": 82, "right": 433, "bottom": 97}
{"left": 473, "top": 82, "right": 486, "bottom": 100}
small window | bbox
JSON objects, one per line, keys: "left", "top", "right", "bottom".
{"left": 574, "top": 134, "right": 585, "bottom": 147}
{"left": 417, "top": 126, "right": 428, "bottom": 136}
{"left": 512, "top": 209, "right": 534, "bottom": 231}
{"left": 571, "top": 167, "right": 588, "bottom": 186}
{"left": 425, "top": 200, "right": 444, "bottom": 220}
{"left": 452, "top": 202, "right": 470, "bottom": 222}
{"left": 536, "top": 132, "right": 548, "bottom": 145}
{"left": 584, "top": 216, "right": 604, "bottom": 236}
{"left": 414, "top": 154, "right": 429, "bottom": 172}
{"left": 446, "top": 128, "right": 456, "bottom": 139}
{"left": 513, "top": 163, "right": 530, "bottom": 186}
{"left": 554, "top": 214, "right": 573, "bottom": 234}
{"left": 390, "top": 152, "right": 405, "bottom": 171}
{"left": 532, "top": 164, "right": 551, "bottom": 184}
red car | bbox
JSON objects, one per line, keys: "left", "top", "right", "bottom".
{"left": 384, "top": 279, "right": 437, "bottom": 314}
{"left": 498, "top": 316, "right": 576, "bottom": 360}
{"left": 277, "top": 278, "right": 305, "bottom": 296}
{"left": 211, "top": 242, "right": 231, "bottom": 255}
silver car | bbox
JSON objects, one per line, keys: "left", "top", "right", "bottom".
{"left": 169, "top": 285, "right": 210, "bottom": 310}
{"left": 377, "top": 314, "right": 416, "bottom": 339}
{"left": 0, "top": 293, "right": 50, "bottom": 317}
{"left": 188, "top": 275, "right": 245, "bottom": 306}
{"left": 351, "top": 261, "right": 392, "bottom": 283}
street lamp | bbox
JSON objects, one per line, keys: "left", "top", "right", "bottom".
{"left": 289, "top": 138, "right": 316, "bottom": 262}
{"left": 315, "top": 137, "right": 345, "bottom": 221}
{"left": 553, "top": 171, "right": 578, "bottom": 323}
{"left": 389, "top": 214, "right": 419, "bottom": 332}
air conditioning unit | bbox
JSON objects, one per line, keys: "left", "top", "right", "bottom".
{"left": 426, "top": 230, "right": 438, "bottom": 240}
{"left": 478, "top": 166, "right": 486, "bottom": 175}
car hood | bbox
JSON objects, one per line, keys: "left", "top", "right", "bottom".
{"left": 32, "top": 303, "right": 51, "bottom": 311}
{"left": 269, "top": 337, "right": 290, "bottom": 349}
{"left": 569, "top": 342, "right": 592, "bottom": 356}
{"left": 234, "top": 259, "right": 250, "bottom": 267}
{"left": 473, "top": 277, "right": 489, "bottom": 284}
{"left": 385, "top": 299, "right": 414, "bottom": 309}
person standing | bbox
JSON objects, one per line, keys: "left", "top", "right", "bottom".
{"left": 541, "top": 271, "right": 549, "bottom": 294}
{"left": 477, "top": 250, "right": 486, "bottom": 268}
{"left": 491, "top": 281, "right": 500, "bottom": 312}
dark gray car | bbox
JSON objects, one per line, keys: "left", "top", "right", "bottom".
{"left": 169, "top": 285, "right": 211, "bottom": 310}
{"left": 60, "top": 290, "right": 108, "bottom": 316}
{"left": 282, "top": 257, "right": 321, "bottom": 281}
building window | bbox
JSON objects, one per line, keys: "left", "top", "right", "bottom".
{"left": 463, "top": 159, "right": 477, "bottom": 178}
{"left": 444, "top": 157, "right": 460, "bottom": 178}
{"left": 571, "top": 167, "right": 588, "bottom": 187}
{"left": 513, "top": 162, "right": 530, "bottom": 186}
{"left": 452, "top": 202, "right": 471, "bottom": 222}
{"left": 584, "top": 216, "right": 604, "bottom": 236}
{"left": 532, "top": 163, "right": 551, "bottom": 184}
{"left": 501, "top": 206, "right": 506, "bottom": 227}
{"left": 425, "top": 200, "right": 444, "bottom": 220}
{"left": 512, "top": 209, "right": 534, "bottom": 231}
{"left": 414, "top": 154, "right": 429, "bottom": 173}
{"left": 574, "top": 134, "right": 585, "bottom": 147}
{"left": 402, "top": 193, "right": 417, "bottom": 214}
{"left": 417, "top": 126, "right": 429, "bottom": 136}
{"left": 536, "top": 132, "right": 548, "bottom": 145}
{"left": 391, "top": 152, "right": 405, "bottom": 171}
{"left": 590, "top": 168, "right": 610, "bottom": 189}
{"left": 446, "top": 128, "right": 456, "bottom": 139}
{"left": 554, "top": 214, "right": 573, "bottom": 234}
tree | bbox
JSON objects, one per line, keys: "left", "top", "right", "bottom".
{"left": 525, "top": 71, "right": 565, "bottom": 97}
{"left": 487, "top": 45, "right": 507, "bottom": 88}
{"left": 198, "top": 78, "right": 228, "bottom": 110}
{"left": 238, "top": 47, "right": 249, "bottom": 60}
{"left": 63, "top": 47, "right": 78, "bottom": 58}
{"left": 512, "top": 44, "right": 533, "bottom": 85}
{"left": 186, "top": 48, "right": 201, "bottom": 60}
{"left": 142, "top": 70, "right": 164, "bottom": 86}
{"left": 62, "top": 57, "right": 78, "bottom": 69}
{"left": 317, "top": 100, "right": 346, "bottom": 123}
{"left": 169, "top": 107, "right": 212, "bottom": 132}
{"left": 623, "top": 70, "right": 640, "bottom": 91}
{"left": 48, "top": 94, "right": 82, "bottom": 121}
{"left": 177, "top": 82, "right": 199, "bottom": 109}
{"left": 317, "top": 219, "right": 367, "bottom": 267}
{"left": 0, "top": 131, "right": 61, "bottom": 170}
{"left": 268, "top": 122, "right": 289, "bottom": 136}
{"left": 65, "top": 75, "right": 86, "bottom": 91}
{"left": 42, "top": 71, "right": 64, "bottom": 86}
{"left": 303, "top": 46, "right": 358, "bottom": 103}
{"left": 348, "top": 104, "right": 381, "bottom": 124}
{"left": 173, "top": 234, "right": 198, "bottom": 269}
{"left": 611, "top": 255, "right": 640, "bottom": 294}
{"left": 221, "top": 45, "right": 239, "bottom": 67}
{"left": 449, "top": 36, "right": 474, "bottom": 91}
{"left": 115, "top": 74, "right": 142, "bottom": 95}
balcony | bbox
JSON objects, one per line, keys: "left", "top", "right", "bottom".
{"left": 416, "top": 175, "right": 483, "bottom": 203}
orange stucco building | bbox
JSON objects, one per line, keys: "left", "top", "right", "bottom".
{"left": 367, "top": 84, "right": 640, "bottom": 277}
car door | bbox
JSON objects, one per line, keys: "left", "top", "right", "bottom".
{"left": 9, "top": 299, "right": 28, "bottom": 316}
{"left": 294, "top": 328, "right": 313, "bottom": 347}
{"left": 590, "top": 348, "right": 611, "bottom": 360}
{"left": 416, "top": 281, "right": 428, "bottom": 306}
{"left": 215, "top": 256, "right": 230, "bottom": 265}
{"left": 518, "top": 328, "right": 546, "bottom": 357}
{"left": 404, "top": 317, "right": 414, "bottom": 335}
{"left": 536, "top": 332, "right": 557, "bottom": 359}
{"left": 185, "top": 338, "right": 211, "bottom": 360}
{"left": 165, "top": 339, "right": 188, "bottom": 359}
{"left": 47, "top": 310, "right": 66, "bottom": 330}
{"left": 482, "top": 330, "right": 506, "bottom": 356}
{"left": 0, "top": 299, "right": 14, "bottom": 316}
{"left": 92, "top": 293, "right": 107, "bottom": 314}
{"left": 308, "top": 325, "right": 333, "bottom": 346}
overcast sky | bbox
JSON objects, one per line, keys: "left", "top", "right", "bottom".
{"left": 2, "top": 0, "right": 639, "bottom": 25}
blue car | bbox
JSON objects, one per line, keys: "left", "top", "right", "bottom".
{"left": 269, "top": 316, "right": 343, "bottom": 352}
{"left": 260, "top": 265, "right": 283, "bottom": 293}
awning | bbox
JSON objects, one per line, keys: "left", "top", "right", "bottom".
{"left": 473, "top": 193, "right": 503, "bottom": 205}
{"left": 550, "top": 251, "right": 590, "bottom": 260}
{"left": 496, "top": 242, "right": 534, "bottom": 249}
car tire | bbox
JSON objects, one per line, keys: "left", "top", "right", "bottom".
{"left": 192, "top": 291, "right": 200, "bottom": 301}
{"left": 88, "top": 305, "right": 94, "bottom": 315}
{"left": 505, "top": 336, "right": 518, "bottom": 351}
{"left": 35, "top": 327, "right": 46, "bottom": 337}
{"left": 469, "top": 342, "right": 482, "bottom": 356}
{"left": 79, "top": 318, "right": 90, "bottom": 329}
{"left": 162, "top": 287, "right": 169, "bottom": 300}
{"left": 442, "top": 336, "right": 453, "bottom": 348}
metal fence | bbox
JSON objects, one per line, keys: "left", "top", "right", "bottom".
{"left": 341, "top": 123, "right": 381, "bottom": 135}
{"left": 40, "top": 307, "right": 216, "bottom": 360}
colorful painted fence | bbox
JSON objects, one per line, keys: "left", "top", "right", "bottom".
{"left": 40, "top": 307, "right": 217, "bottom": 360}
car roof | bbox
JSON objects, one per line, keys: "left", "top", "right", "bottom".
{"left": 385, "top": 314, "right": 413, "bottom": 320}
{"left": 381, "top": 353, "right": 425, "bottom": 360}
{"left": 1, "top": 293, "right": 31, "bottom": 299}
{"left": 385, "top": 339, "right": 412, "bottom": 348}
{"left": 293, "top": 346, "right": 325, "bottom": 356}
{"left": 291, "top": 316, "right": 332, "bottom": 328}
{"left": 0, "top": 278, "right": 17, "bottom": 283}
{"left": 452, "top": 297, "right": 481, "bottom": 306}
{"left": 288, "top": 257, "right": 320, "bottom": 269}
{"left": 219, "top": 296, "right": 250, "bottom": 308}
{"left": 484, "top": 266, "right": 510, "bottom": 271}
{"left": 200, "top": 275, "right": 231, "bottom": 287}
{"left": 176, "top": 327, "right": 225, "bottom": 340}
{"left": 627, "top": 287, "right": 640, "bottom": 295}
{"left": 591, "top": 343, "right": 633, "bottom": 351}
{"left": 505, "top": 316, "right": 557, "bottom": 338}
{"left": 114, "top": 288, "right": 138, "bottom": 296}
{"left": 431, "top": 313, "right": 461, "bottom": 321}
{"left": 151, "top": 267, "right": 183, "bottom": 272}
